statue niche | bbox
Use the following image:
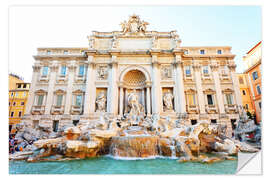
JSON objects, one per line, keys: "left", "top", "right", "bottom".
{"left": 96, "top": 90, "right": 107, "bottom": 112}
{"left": 163, "top": 89, "right": 174, "bottom": 112}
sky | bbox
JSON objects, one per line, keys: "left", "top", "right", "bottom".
{"left": 9, "top": 6, "right": 261, "bottom": 82}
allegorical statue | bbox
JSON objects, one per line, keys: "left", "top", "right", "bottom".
{"left": 163, "top": 90, "right": 174, "bottom": 111}
{"left": 96, "top": 91, "right": 106, "bottom": 112}
{"left": 127, "top": 89, "right": 141, "bottom": 115}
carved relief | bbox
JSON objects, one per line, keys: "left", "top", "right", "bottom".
{"left": 120, "top": 14, "right": 149, "bottom": 34}
{"left": 97, "top": 65, "right": 108, "bottom": 80}
{"left": 161, "top": 66, "right": 173, "bottom": 80}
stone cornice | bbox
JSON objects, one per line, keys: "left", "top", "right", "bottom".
{"left": 33, "top": 55, "right": 86, "bottom": 61}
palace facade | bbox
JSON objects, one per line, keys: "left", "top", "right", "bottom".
{"left": 23, "top": 15, "right": 242, "bottom": 136}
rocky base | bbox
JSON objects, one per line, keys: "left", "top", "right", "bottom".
{"left": 9, "top": 121, "right": 259, "bottom": 164}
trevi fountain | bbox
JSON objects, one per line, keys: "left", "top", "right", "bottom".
{"left": 9, "top": 14, "right": 260, "bottom": 174}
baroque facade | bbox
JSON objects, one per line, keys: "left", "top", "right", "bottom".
{"left": 23, "top": 15, "right": 242, "bottom": 136}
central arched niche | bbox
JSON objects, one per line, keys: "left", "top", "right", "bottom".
{"left": 121, "top": 69, "right": 148, "bottom": 115}
{"left": 123, "top": 70, "right": 146, "bottom": 88}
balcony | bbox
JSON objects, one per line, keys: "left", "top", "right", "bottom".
{"left": 205, "top": 104, "right": 218, "bottom": 114}
{"left": 184, "top": 74, "right": 194, "bottom": 81}
{"left": 70, "top": 105, "right": 83, "bottom": 115}
{"left": 225, "top": 104, "right": 238, "bottom": 114}
{"left": 220, "top": 73, "right": 230, "bottom": 81}
{"left": 57, "top": 75, "right": 67, "bottom": 83}
{"left": 201, "top": 73, "right": 212, "bottom": 81}
{"left": 75, "top": 75, "right": 85, "bottom": 83}
{"left": 31, "top": 105, "right": 45, "bottom": 115}
{"left": 186, "top": 105, "right": 199, "bottom": 114}
{"left": 51, "top": 105, "right": 64, "bottom": 115}
{"left": 39, "top": 75, "right": 49, "bottom": 82}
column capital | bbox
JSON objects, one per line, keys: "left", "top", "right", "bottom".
{"left": 228, "top": 64, "right": 236, "bottom": 71}
{"left": 68, "top": 65, "right": 76, "bottom": 72}
{"left": 32, "top": 65, "right": 41, "bottom": 72}
{"left": 49, "top": 65, "right": 59, "bottom": 72}
{"left": 210, "top": 65, "right": 219, "bottom": 72}
{"left": 192, "top": 64, "right": 201, "bottom": 71}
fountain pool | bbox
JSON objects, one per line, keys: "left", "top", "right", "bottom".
{"left": 9, "top": 156, "right": 237, "bottom": 174}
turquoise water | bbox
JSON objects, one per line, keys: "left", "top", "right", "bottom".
{"left": 9, "top": 156, "right": 237, "bottom": 174}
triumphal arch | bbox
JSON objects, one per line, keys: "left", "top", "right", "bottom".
{"left": 23, "top": 14, "right": 242, "bottom": 136}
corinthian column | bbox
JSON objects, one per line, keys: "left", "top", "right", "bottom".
{"left": 119, "top": 85, "right": 124, "bottom": 116}
{"left": 45, "top": 61, "right": 58, "bottom": 114}
{"left": 84, "top": 55, "right": 96, "bottom": 115}
{"left": 107, "top": 55, "right": 118, "bottom": 115}
{"left": 174, "top": 55, "right": 186, "bottom": 114}
{"left": 25, "top": 63, "right": 41, "bottom": 115}
{"left": 64, "top": 61, "right": 76, "bottom": 114}
{"left": 151, "top": 54, "right": 162, "bottom": 114}
{"left": 211, "top": 62, "right": 225, "bottom": 114}
{"left": 193, "top": 62, "right": 206, "bottom": 114}
{"left": 146, "top": 82, "right": 151, "bottom": 115}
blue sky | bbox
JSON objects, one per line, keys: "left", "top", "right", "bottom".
{"left": 9, "top": 6, "right": 261, "bottom": 81}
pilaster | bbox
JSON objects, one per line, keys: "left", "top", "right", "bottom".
{"left": 64, "top": 61, "right": 76, "bottom": 114}
{"left": 84, "top": 55, "right": 96, "bottom": 115}
{"left": 45, "top": 61, "right": 58, "bottom": 114}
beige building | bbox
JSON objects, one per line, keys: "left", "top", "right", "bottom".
{"left": 23, "top": 15, "right": 242, "bottom": 136}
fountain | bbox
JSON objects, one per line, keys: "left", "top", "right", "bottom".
{"left": 10, "top": 97, "right": 260, "bottom": 163}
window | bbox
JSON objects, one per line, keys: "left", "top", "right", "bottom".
{"left": 188, "top": 94, "right": 196, "bottom": 105}
{"left": 73, "top": 120, "right": 79, "bottom": 126}
{"left": 203, "top": 66, "right": 209, "bottom": 74}
{"left": 79, "top": 65, "right": 85, "bottom": 76}
{"left": 18, "top": 111, "right": 22, "bottom": 117}
{"left": 252, "top": 71, "right": 258, "bottom": 80}
{"left": 33, "top": 120, "right": 39, "bottom": 129}
{"left": 60, "top": 66, "right": 66, "bottom": 76}
{"left": 81, "top": 50, "right": 85, "bottom": 55}
{"left": 18, "top": 84, "right": 21, "bottom": 88}
{"left": 200, "top": 50, "right": 205, "bottom": 54}
{"left": 231, "top": 119, "right": 237, "bottom": 130}
{"left": 257, "top": 85, "right": 261, "bottom": 95}
{"left": 259, "top": 102, "right": 261, "bottom": 109}
{"left": 242, "top": 90, "right": 246, "bottom": 95}
{"left": 207, "top": 94, "right": 214, "bottom": 105}
{"left": 184, "top": 50, "right": 188, "bottom": 55}
{"left": 221, "top": 66, "right": 228, "bottom": 75}
{"left": 37, "top": 95, "right": 44, "bottom": 106}
{"left": 23, "top": 92, "right": 26, "bottom": 97}
{"left": 10, "top": 112, "right": 14, "bottom": 117}
{"left": 15, "top": 92, "right": 18, "bottom": 97}
{"left": 11, "top": 92, "right": 13, "bottom": 97}
{"left": 185, "top": 66, "right": 191, "bottom": 76}
{"left": 191, "top": 120, "right": 197, "bottom": 125}
{"left": 211, "top": 119, "right": 217, "bottom": 124}
{"left": 47, "top": 50, "right": 51, "bottom": 55}
{"left": 42, "top": 66, "right": 49, "bottom": 76}
{"left": 245, "top": 104, "right": 249, "bottom": 110}
{"left": 13, "top": 102, "right": 16, "bottom": 106}
{"left": 217, "top": 50, "right": 222, "bottom": 54}
{"left": 23, "top": 84, "right": 26, "bottom": 88}
{"left": 21, "top": 102, "right": 24, "bottom": 106}
{"left": 239, "top": 77, "right": 244, "bottom": 84}
{"left": 63, "top": 50, "right": 68, "bottom": 55}
{"left": 225, "top": 94, "right": 233, "bottom": 105}
{"left": 56, "top": 95, "right": 63, "bottom": 106}
{"left": 53, "top": 120, "right": 59, "bottom": 132}
{"left": 9, "top": 102, "right": 10, "bottom": 106}
{"left": 75, "top": 95, "right": 82, "bottom": 106}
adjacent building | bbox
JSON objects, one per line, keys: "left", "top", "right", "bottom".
{"left": 237, "top": 73, "right": 254, "bottom": 113}
{"left": 9, "top": 82, "right": 30, "bottom": 130}
{"left": 23, "top": 15, "right": 243, "bottom": 136}
{"left": 242, "top": 41, "right": 262, "bottom": 123}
